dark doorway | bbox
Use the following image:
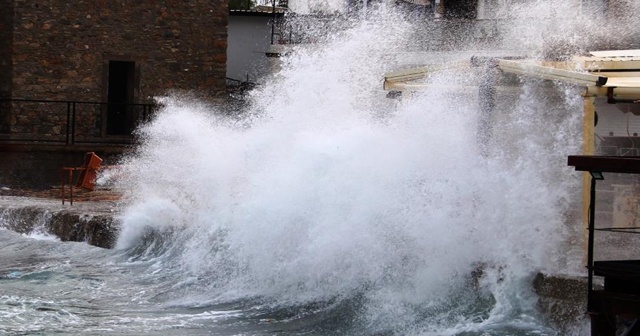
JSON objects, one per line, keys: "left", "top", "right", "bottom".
{"left": 443, "top": 0, "right": 477, "bottom": 19}
{"left": 107, "top": 61, "right": 136, "bottom": 135}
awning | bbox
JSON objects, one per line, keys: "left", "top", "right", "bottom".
{"left": 383, "top": 50, "right": 640, "bottom": 102}
{"left": 383, "top": 61, "right": 473, "bottom": 91}
{"left": 496, "top": 59, "right": 608, "bottom": 87}
{"left": 498, "top": 53, "right": 640, "bottom": 102}
{"left": 398, "top": 0, "right": 431, "bottom": 5}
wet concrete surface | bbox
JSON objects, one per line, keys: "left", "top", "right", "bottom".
{"left": 533, "top": 272, "right": 588, "bottom": 332}
{"left": 0, "top": 186, "right": 590, "bottom": 329}
{"left": 0, "top": 187, "right": 121, "bottom": 248}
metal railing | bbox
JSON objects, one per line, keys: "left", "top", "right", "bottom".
{"left": 0, "top": 98, "right": 156, "bottom": 145}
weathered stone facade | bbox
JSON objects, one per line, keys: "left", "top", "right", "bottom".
{"left": 0, "top": 0, "right": 12, "bottom": 96}
{"left": 1, "top": 0, "right": 228, "bottom": 138}
{"left": 0, "top": 0, "right": 13, "bottom": 133}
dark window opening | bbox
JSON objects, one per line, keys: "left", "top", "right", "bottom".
{"left": 393, "top": 0, "right": 435, "bottom": 19}
{"left": 107, "top": 61, "right": 136, "bottom": 135}
{"left": 443, "top": 0, "right": 477, "bottom": 19}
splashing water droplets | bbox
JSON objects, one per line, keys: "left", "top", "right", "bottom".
{"left": 104, "top": 2, "right": 638, "bottom": 333}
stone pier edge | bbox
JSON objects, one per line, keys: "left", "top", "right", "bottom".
{"left": 0, "top": 199, "right": 589, "bottom": 331}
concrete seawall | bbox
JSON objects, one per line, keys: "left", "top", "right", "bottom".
{"left": 0, "top": 194, "right": 589, "bottom": 331}
{"left": 533, "top": 273, "right": 588, "bottom": 332}
{"left": 0, "top": 195, "right": 119, "bottom": 248}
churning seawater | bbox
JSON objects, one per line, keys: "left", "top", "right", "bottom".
{"left": 4, "top": 2, "right": 639, "bottom": 335}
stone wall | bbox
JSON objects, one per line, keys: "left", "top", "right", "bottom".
{"left": 11, "top": 0, "right": 227, "bottom": 102}
{"left": 0, "top": 1, "right": 14, "bottom": 133}
{"left": 0, "top": 1, "right": 12, "bottom": 97}
{"left": 533, "top": 273, "right": 588, "bottom": 333}
{"left": 0, "top": 197, "right": 119, "bottom": 248}
{"left": 0, "top": 145, "right": 126, "bottom": 189}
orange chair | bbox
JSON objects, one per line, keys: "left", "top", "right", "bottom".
{"left": 61, "top": 152, "right": 103, "bottom": 205}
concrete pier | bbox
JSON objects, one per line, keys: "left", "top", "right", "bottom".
{"left": 0, "top": 192, "right": 590, "bottom": 330}
{"left": 533, "top": 272, "right": 588, "bottom": 332}
{"left": 0, "top": 192, "right": 120, "bottom": 248}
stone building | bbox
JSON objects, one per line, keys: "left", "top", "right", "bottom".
{"left": 0, "top": 0, "right": 228, "bottom": 140}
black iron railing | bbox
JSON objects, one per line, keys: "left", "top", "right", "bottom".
{"left": 0, "top": 99, "right": 156, "bottom": 145}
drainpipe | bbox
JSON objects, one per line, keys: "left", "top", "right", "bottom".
{"left": 271, "top": 0, "right": 276, "bottom": 45}
{"left": 473, "top": 56, "right": 497, "bottom": 157}
{"left": 434, "top": 0, "right": 444, "bottom": 19}
{"left": 477, "top": 0, "right": 485, "bottom": 20}
{"left": 362, "top": 0, "right": 368, "bottom": 20}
